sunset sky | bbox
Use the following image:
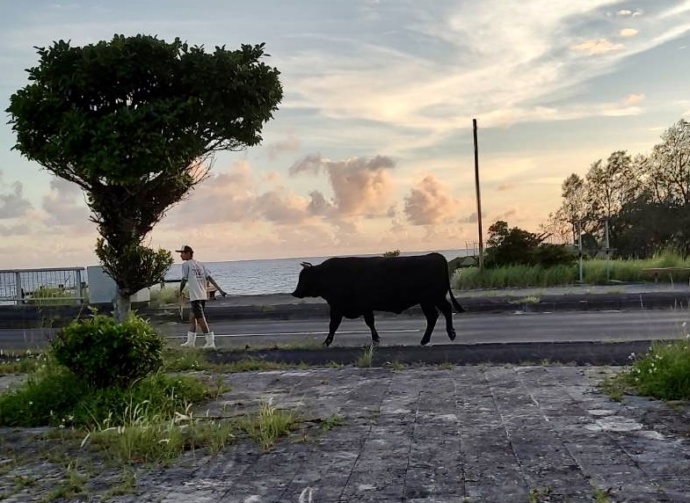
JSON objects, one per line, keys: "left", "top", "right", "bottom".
{"left": 1, "top": 0, "right": 690, "bottom": 268}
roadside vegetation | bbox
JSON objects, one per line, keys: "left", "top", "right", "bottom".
{"left": 453, "top": 251, "right": 690, "bottom": 290}
{"left": 0, "top": 313, "right": 315, "bottom": 500}
{"left": 602, "top": 336, "right": 690, "bottom": 402}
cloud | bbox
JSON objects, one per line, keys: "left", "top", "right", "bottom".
{"left": 0, "top": 223, "right": 30, "bottom": 236}
{"left": 163, "top": 161, "right": 260, "bottom": 227}
{"left": 571, "top": 39, "right": 624, "bottom": 55}
{"left": 624, "top": 93, "right": 645, "bottom": 105}
{"left": 253, "top": 188, "right": 309, "bottom": 224}
{"left": 0, "top": 181, "right": 32, "bottom": 219}
{"left": 279, "top": 0, "right": 690, "bottom": 137}
{"left": 404, "top": 175, "right": 461, "bottom": 225}
{"left": 496, "top": 182, "right": 516, "bottom": 192}
{"left": 265, "top": 131, "right": 301, "bottom": 160}
{"left": 41, "top": 178, "right": 91, "bottom": 230}
{"left": 617, "top": 9, "right": 642, "bottom": 17}
{"left": 619, "top": 28, "right": 639, "bottom": 37}
{"left": 290, "top": 154, "right": 396, "bottom": 218}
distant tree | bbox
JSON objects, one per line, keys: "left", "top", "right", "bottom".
{"left": 644, "top": 119, "right": 690, "bottom": 206}
{"left": 383, "top": 249, "right": 401, "bottom": 257}
{"left": 7, "top": 34, "right": 283, "bottom": 319}
{"left": 558, "top": 173, "right": 587, "bottom": 243}
{"left": 486, "top": 220, "right": 576, "bottom": 267}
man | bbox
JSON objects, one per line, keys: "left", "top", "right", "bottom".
{"left": 176, "top": 245, "right": 227, "bottom": 349}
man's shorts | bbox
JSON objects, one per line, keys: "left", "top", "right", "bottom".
{"left": 191, "top": 300, "right": 206, "bottom": 320}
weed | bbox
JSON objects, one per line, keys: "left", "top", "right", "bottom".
{"left": 238, "top": 399, "right": 297, "bottom": 451}
{"left": 103, "top": 467, "right": 137, "bottom": 498}
{"left": 355, "top": 345, "right": 375, "bottom": 368}
{"left": 605, "top": 339, "right": 690, "bottom": 400}
{"left": 528, "top": 486, "right": 553, "bottom": 503}
{"left": 320, "top": 415, "right": 345, "bottom": 431}
{"left": 385, "top": 361, "right": 405, "bottom": 371}
{"left": 437, "top": 361, "right": 454, "bottom": 370}
{"left": 593, "top": 486, "right": 612, "bottom": 503}
{"left": 509, "top": 295, "right": 541, "bottom": 305}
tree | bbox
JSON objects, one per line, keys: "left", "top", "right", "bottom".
{"left": 7, "top": 34, "right": 283, "bottom": 319}
{"left": 644, "top": 119, "right": 690, "bottom": 206}
{"left": 558, "top": 173, "right": 586, "bottom": 243}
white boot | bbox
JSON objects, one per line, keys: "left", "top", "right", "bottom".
{"left": 203, "top": 332, "right": 216, "bottom": 349}
{"left": 181, "top": 331, "right": 196, "bottom": 348}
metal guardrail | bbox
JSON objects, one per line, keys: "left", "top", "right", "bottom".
{"left": 0, "top": 267, "right": 87, "bottom": 306}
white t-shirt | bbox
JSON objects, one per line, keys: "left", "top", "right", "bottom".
{"left": 182, "top": 259, "right": 208, "bottom": 301}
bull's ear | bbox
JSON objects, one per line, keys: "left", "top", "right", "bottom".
{"left": 300, "top": 261, "right": 313, "bottom": 268}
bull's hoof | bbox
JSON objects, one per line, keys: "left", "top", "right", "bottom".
{"left": 448, "top": 330, "right": 457, "bottom": 341}
{"left": 420, "top": 338, "right": 430, "bottom": 346}
{"left": 323, "top": 339, "right": 333, "bottom": 347}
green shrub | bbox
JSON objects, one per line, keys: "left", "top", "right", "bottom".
{"left": 620, "top": 339, "right": 690, "bottom": 400}
{"left": 0, "top": 361, "right": 89, "bottom": 427}
{"left": 0, "top": 365, "right": 209, "bottom": 428}
{"left": 50, "top": 313, "right": 164, "bottom": 388}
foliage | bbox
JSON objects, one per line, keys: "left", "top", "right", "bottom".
{"left": 50, "top": 313, "right": 164, "bottom": 388}
{"left": 25, "top": 286, "right": 78, "bottom": 306}
{"left": 7, "top": 34, "right": 283, "bottom": 316}
{"left": 237, "top": 399, "right": 297, "bottom": 451}
{"left": 485, "top": 220, "right": 576, "bottom": 268}
{"left": 0, "top": 361, "right": 89, "bottom": 427}
{"left": 452, "top": 251, "right": 690, "bottom": 289}
{"left": 552, "top": 118, "right": 690, "bottom": 259}
{"left": 383, "top": 249, "right": 401, "bottom": 257}
{"left": 0, "top": 363, "right": 207, "bottom": 428}
{"left": 606, "top": 339, "right": 690, "bottom": 401}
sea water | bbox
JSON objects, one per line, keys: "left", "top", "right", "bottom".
{"left": 164, "top": 249, "right": 474, "bottom": 296}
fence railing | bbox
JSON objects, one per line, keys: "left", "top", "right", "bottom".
{"left": 0, "top": 267, "right": 87, "bottom": 306}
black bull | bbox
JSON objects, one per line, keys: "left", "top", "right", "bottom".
{"left": 291, "top": 252, "right": 465, "bottom": 347}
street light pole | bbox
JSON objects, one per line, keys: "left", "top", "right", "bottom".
{"left": 473, "top": 118, "right": 484, "bottom": 272}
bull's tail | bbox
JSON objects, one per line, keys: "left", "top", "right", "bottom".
{"left": 447, "top": 274, "right": 465, "bottom": 313}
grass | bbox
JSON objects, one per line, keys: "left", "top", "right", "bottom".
{"left": 601, "top": 337, "right": 690, "bottom": 401}
{"left": 0, "top": 350, "right": 46, "bottom": 375}
{"left": 238, "top": 399, "right": 298, "bottom": 451}
{"left": 319, "top": 415, "right": 345, "bottom": 431}
{"left": 355, "top": 344, "right": 375, "bottom": 368}
{"left": 25, "top": 286, "right": 84, "bottom": 306}
{"left": 149, "top": 285, "right": 181, "bottom": 307}
{"left": 452, "top": 251, "right": 690, "bottom": 289}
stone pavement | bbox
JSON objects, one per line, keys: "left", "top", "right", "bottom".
{"left": 5, "top": 365, "right": 678, "bottom": 503}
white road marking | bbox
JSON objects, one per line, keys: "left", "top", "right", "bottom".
{"left": 172, "top": 329, "right": 421, "bottom": 338}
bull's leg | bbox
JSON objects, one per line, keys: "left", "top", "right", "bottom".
{"left": 324, "top": 310, "right": 343, "bottom": 347}
{"left": 436, "top": 298, "right": 456, "bottom": 341}
{"left": 363, "top": 311, "right": 380, "bottom": 346}
{"left": 419, "top": 302, "right": 439, "bottom": 346}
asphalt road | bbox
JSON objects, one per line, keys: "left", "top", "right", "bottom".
{"left": 3, "top": 309, "right": 690, "bottom": 350}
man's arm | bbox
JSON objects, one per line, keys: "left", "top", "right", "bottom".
{"left": 206, "top": 275, "right": 227, "bottom": 297}
{"left": 179, "top": 262, "right": 188, "bottom": 298}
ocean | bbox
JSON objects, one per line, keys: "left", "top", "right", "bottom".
{"left": 164, "top": 249, "right": 475, "bottom": 296}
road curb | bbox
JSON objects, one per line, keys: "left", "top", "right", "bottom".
{"left": 205, "top": 340, "right": 657, "bottom": 366}
{"left": 2, "top": 291, "right": 690, "bottom": 328}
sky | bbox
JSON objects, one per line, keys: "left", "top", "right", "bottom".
{"left": 1, "top": 0, "right": 690, "bottom": 268}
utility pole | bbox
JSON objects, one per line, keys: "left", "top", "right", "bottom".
{"left": 473, "top": 118, "right": 484, "bottom": 272}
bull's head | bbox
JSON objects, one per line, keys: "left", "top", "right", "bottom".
{"left": 292, "top": 262, "right": 318, "bottom": 298}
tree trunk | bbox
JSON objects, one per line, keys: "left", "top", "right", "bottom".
{"left": 114, "top": 291, "right": 131, "bottom": 321}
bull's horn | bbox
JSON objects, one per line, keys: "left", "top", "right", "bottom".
{"left": 300, "top": 262, "right": 313, "bottom": 268}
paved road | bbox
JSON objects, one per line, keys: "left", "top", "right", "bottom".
{"left": 3, "top": 309, "right": 690, "bottom": 350}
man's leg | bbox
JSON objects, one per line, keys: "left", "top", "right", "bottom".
{"left": 197, "top": 301, "right": 215, "bottom": 349}
{"left": 181, "top": 309, "right": 198, "bottom": 348}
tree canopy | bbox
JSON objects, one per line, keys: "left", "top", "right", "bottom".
{"left": 551, "top": 119, "right": 690, "bottom": 258}
{"left": 7, "top": 34, "right": 283, "bottom": 316}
